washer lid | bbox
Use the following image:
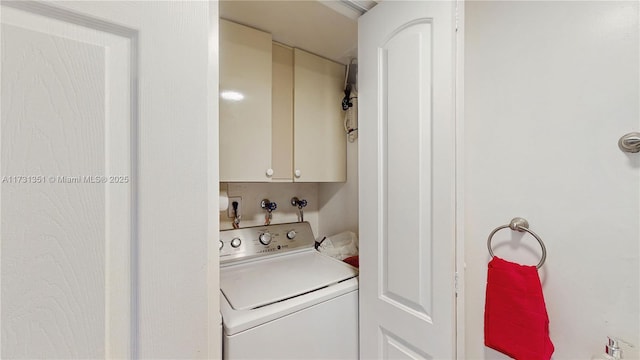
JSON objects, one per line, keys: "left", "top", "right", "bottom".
{"left": 220, "top": 251, "right": 358, "bottom": 311}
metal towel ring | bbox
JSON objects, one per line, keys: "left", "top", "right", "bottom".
{"left": 487, "top": 217, "right": 547, "bottom": 269}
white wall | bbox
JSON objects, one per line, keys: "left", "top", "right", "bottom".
{"left": 220, "top": 182, "right": 321, "bottom": 237}
{"left": 318, "top": 140, "right": 359, "bottom": 237}
{"left": 464, "top": 1, "right": 639, "bottom": 359}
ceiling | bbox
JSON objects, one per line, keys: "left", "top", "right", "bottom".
{"left": 220, "top": 1, "right": 376, "bottom": 64}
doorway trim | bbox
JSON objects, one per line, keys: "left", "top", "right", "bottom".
{"left": 454, "top": 1, "right": 466, "bottom": 358}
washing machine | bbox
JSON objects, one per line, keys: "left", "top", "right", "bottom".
{"left": 219, "top": 222, "right": 359, "bottom": 359}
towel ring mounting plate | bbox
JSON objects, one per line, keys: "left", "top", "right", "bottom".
{"left": 487, "top": 217, "right": 547, "bottom": 269}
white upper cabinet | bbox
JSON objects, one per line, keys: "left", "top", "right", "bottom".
{"left": 293, "top": 48, "right": 346, "bottom": 182}
{"left": 271, "top": 43, "right": 294, "bottom": 181}
{"left": 219, "top": 19, "right": 272, "bottom": 182}
{"left": 220, "top": 20, "right": 346, "bottom": 182}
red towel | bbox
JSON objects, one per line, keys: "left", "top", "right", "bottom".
{"left": 343, "top": 255, "right": 359, "bottom": 268}
{"left": 484, "top": 256, "right": 554, "bottom": 360}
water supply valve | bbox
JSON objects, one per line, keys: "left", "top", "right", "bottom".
{"left": 261, "top": 199, "right": 277, "bottom": 225}
{"left": 291, "top": 197, "right": 308, "bottom": 222}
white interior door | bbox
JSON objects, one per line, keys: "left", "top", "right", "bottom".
{"left": 1, "top": 1, "right": 218, "bottom": 358}
{"left": 358, "top": 1, "right": 458, "bottom": 358}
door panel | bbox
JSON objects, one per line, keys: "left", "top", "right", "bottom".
{"left": 380, "top": 328, "right": 432, "bottom": 360}
{"left": 359, "top": 1, "right": 457, "bottom": 358}
{"left": 1, "top": 5, "right": 134, "bottom": 357}
{"left": 1, "top": 1, "right": 217, "bottom": 358}
{"left": 382, "top": 21, "right": 433, "bottom": 318}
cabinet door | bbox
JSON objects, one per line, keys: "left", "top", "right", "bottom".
{"left": 293, "top": 49, "right": 346, "bottom": 182}
{"left": 271, "top": 43, "right": 294, "bottom": 181}
{"left": 219, "top": 20, "right": 272, "bottom": 182}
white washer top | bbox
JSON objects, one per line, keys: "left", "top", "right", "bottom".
{"left": 220, "top": 249, "right": 358, "bottom": 311}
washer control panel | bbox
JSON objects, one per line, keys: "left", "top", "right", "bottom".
{"left": 219, "top": 222, "right": 315, "bottom": 264}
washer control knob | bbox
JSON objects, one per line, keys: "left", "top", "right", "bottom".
{"left": 219, "top": 240, "right": 224, "bottom": 250}
{"left": 259, "top": 232, "right": 272, "bottom": 245}
{"left": 286, "top": 230, "right": 297, "bottom": 240}
{"left": 230, "top": 237, "right": 242, "bottom": 248}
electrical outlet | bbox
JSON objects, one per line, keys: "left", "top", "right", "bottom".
{"left": 227, "top": 197, "right": 242, "bottom": 218}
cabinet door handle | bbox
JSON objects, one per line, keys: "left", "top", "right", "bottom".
{"left": 294, "top": 169, "right": 301, "bottom": 178}
{"left": 266, "top": 168, "right": 274, "bottom": 177}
